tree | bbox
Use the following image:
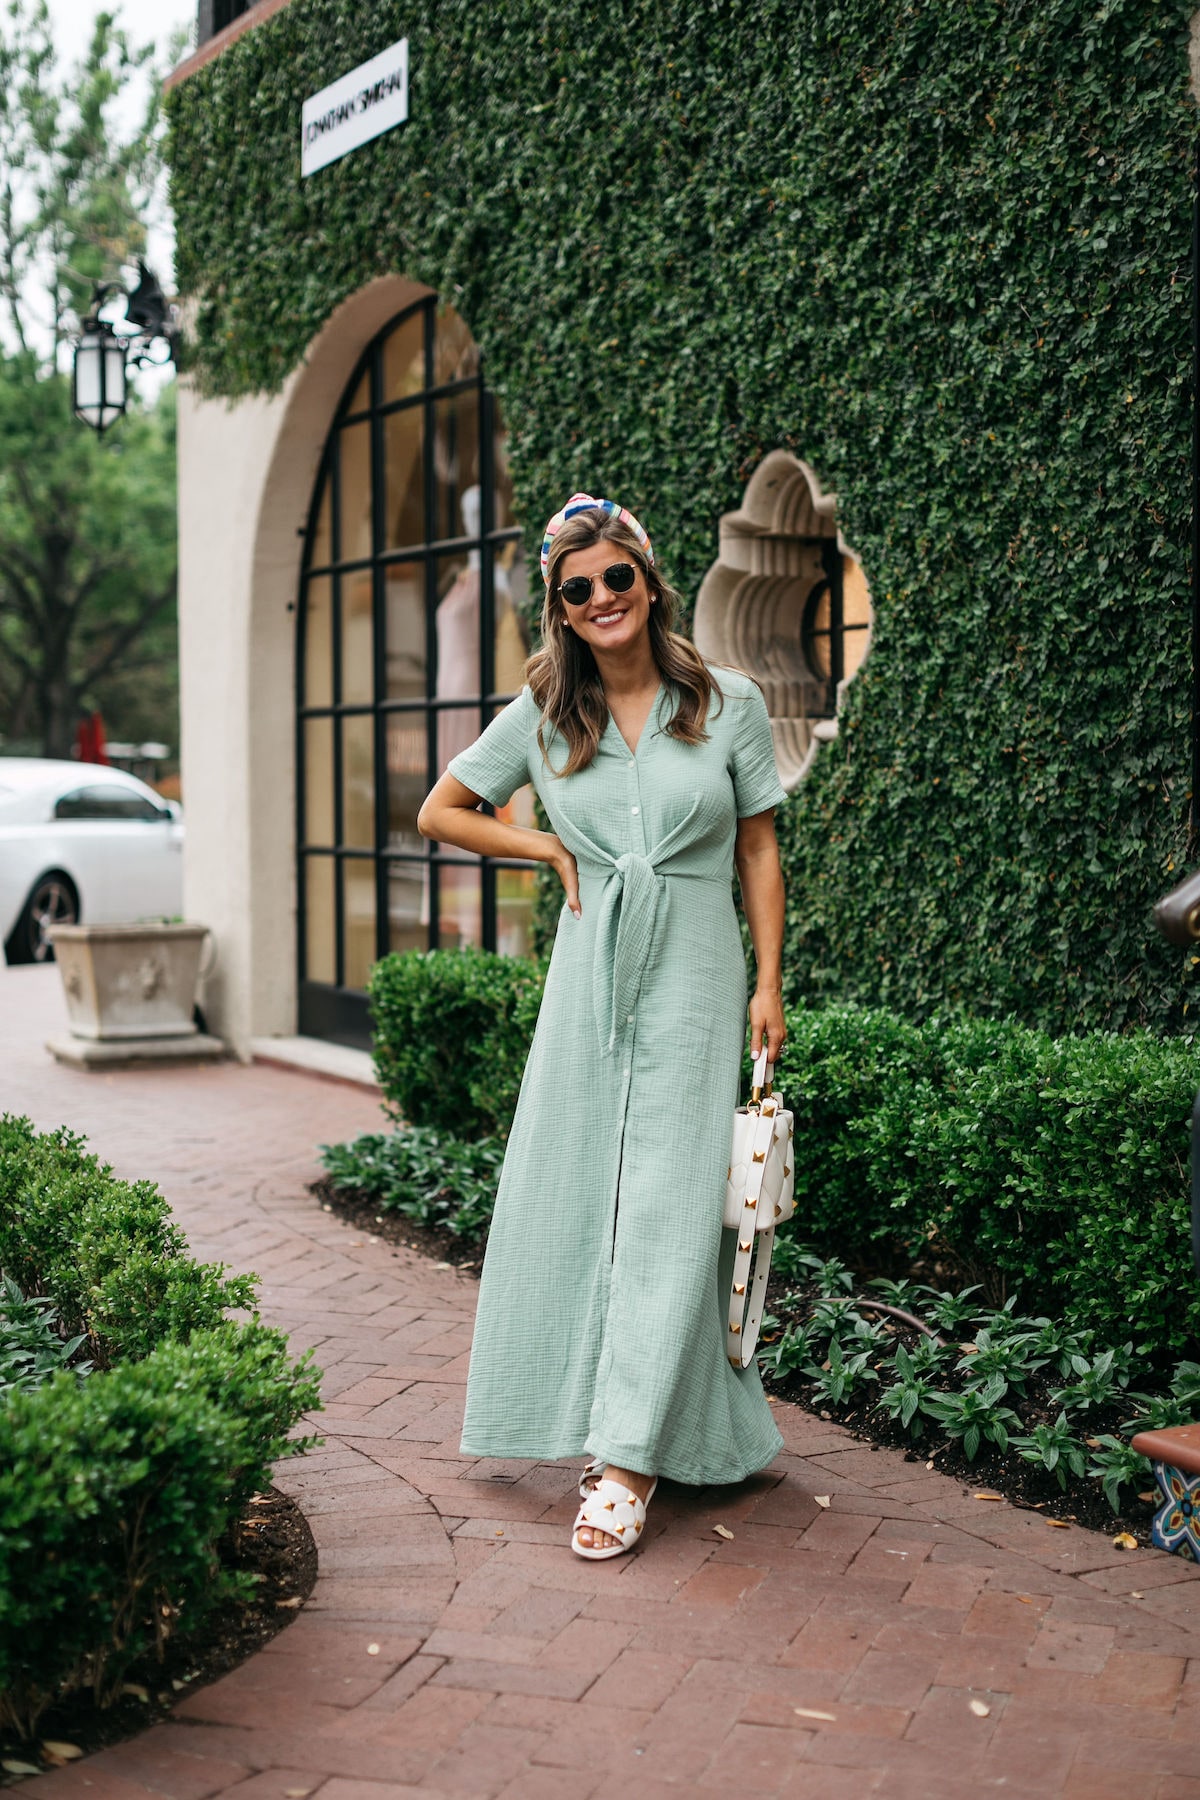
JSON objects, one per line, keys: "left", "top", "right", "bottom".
{"left": 0, "top": 1, "right": 181, "bottom": 758}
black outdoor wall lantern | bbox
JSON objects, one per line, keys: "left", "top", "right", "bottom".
{"left": 71, "top": 261, "right": 178, "bottom": 434}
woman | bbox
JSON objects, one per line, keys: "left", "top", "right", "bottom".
{"left": 417, "top": 492, "right": 787, "bottom": 1560}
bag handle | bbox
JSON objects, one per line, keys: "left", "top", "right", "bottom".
{"left": 726, "top": 1092, "right": 780, "bottom": 1366}
{"left": 751, "top": 1045, "right": 775, "bottom": 1103}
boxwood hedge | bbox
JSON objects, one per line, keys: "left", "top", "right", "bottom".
{"left": 364, "top": 950, "right": 1200, "bottom": 1358}
{"left": 0, "top": 1118, "right": 319, "bottom": 1740}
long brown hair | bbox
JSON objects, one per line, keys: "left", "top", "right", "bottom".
{"left": 526, "top": 508, "right": 722, "bottom": 775}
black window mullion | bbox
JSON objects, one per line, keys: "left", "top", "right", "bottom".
{"left": 370, "top": 330, "right": 389, "bottom": 969}
{"left": 479, "top": 378, "right": 497, "bottom": 949}
{"left": 330, "top": 432, "right": 346, "bottom": 987}
{"left": 422, "top": 299, "right": 441, "bottom": 950}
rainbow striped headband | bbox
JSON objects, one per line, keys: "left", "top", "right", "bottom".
{"left": 540, "top": 492, "right": 654, "bottom": 586}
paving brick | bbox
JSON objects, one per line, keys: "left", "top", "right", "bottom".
{"left": 780, "top": 1611, "right": 876, "bottom": 1673}
{"left": 581, "top": 1648, "right": 690, "bottom": 1711}
{"left": 1094, "top": 1651, "right": 1188, "bottom": 1709}
{"left": 424, "top": 1720, "right": 550, "bottom": 1795}
{"left": 839, "top": 1648, "right": 944, "bottom": 1710}
{"left": 696, "top": 1721, "right": 810, "bottom": 1790}
{"left": 673, "top": 1559, "right": 768, "bottom": 1608}
{"left": 524, "top": 1697, "right": 655, "bottom": 1769}
{"left": 1063, "top": 1763, "right": 1155, "bottom": 1800}
{"left": 316, "top": 1784, "right": 443, "bottom": 1800}
{"left": 427, "top": 1658, "right": 596, "bottom": 1700}
{"left": 777, "top": 1766, "right": 884, "bottom": 1797}
{"left": 493, "top": 1768, "right": 601, "bottom": 1800}
{"left": 193, "top": 1772, "right": 329, "bottom": 1800}
{"left": 485, "top": 1587, "right": 584, "bottom": 1642}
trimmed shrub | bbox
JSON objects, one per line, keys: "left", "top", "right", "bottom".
{"left": 767, "top": 1005, "right": 934, "bottom": 1258}
{"left": 0, "top": 1117, "right": 319, "bottom": 1739}
{"left": 900, "top": 1028, "right": 1199, "bottom": 1356}
{"left": 0, "top": 1325, "right": 319, "bottom": 1739}
{"left": 773, "top": 1007, "right": 1200, "bottom": 1360}
{"left": 368, "top": 947, "right": 544, "bottom": 1138}
{"left": 359, "top": 942, "right": 1200, "bottom": 1357}
{"left": 0, "top": 1115, "right": 255, "bottom": 1368}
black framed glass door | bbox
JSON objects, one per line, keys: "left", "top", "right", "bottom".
{"left": 296, "top": 298, "right": 535, "bottom": 1047}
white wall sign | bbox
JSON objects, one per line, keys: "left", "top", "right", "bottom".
{"left": 301, "top": 38, "right": 409, "bottom": 178}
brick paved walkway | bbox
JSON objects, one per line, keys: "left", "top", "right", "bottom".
{"left": 5, "top": 964, "right": 1200, "bottom": 1799}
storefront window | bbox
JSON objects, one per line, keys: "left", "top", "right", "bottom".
{"left": 296, "top": 298, "right": 534, "bottom": 1047}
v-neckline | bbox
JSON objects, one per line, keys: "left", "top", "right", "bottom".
{"left": 606, "top": 682, "right": 663, "bottom": 760}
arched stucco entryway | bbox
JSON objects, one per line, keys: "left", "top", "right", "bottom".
{"left": 178, "top": 275, "right": 435, "bottom": 1056}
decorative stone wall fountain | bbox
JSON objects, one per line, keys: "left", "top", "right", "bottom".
{"left": 694, "top": 451, "right": 872, "bottom": 791}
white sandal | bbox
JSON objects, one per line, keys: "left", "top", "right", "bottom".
{"left": 578, "top": 1457, "right": 607, "bottom": 1498}
{"left": 579, "top": 1458, "right": 658, "bottom": 1504}
{"left": 571, "top": 1477, "right": 656, "bottom": 1561}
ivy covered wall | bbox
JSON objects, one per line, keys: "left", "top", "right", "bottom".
{"left": 166, "top": 0, "right": 1200, "bottom": 1034}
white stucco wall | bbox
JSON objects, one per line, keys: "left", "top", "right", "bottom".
{"left": 177, "top": 275, "right": 433, "bottom": 1055}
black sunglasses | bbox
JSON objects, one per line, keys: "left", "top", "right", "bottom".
{"left": 558, "top": 562, "right": 639, "bottom": 607}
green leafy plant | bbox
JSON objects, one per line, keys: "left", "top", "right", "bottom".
{"left": 1051, "top": 1347, "right": 1130, "bottom": 1415}
{"left": 956, "top": 1327, "right": 1046, "bottom": 1397}
{"left": 759, "top": 1314, "right": 822, "bottom": 1377}
{"left": 924, "top": 1377, "right": 1023, "bottom": 1462}
{"left": 769, "top": 1007, "right": 1200, "bottom": 1360}
{"left": 321, "top": 1125, "right": 503, "bottom": 1249}
{"left": 876, "top": 1342, "right": 939, "bottom": 1437}
{"left": 803, "top": 1334, "right": 879, "bottom": 1408}
{"left": 920, "top": 1287, "right": 986, "bottom": 1334}
{"left": 1011, "top": 1412, "right": 1089, "bottom": 1489}
{"left": 0, "top": 1275, "right": 90, "bottom": 1399}
{"left": 1087, "top": 1434, "right": 1155, "bottom": 1514}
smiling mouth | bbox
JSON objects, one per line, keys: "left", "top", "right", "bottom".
{"left": 590, "top": 609, "right": 628, "bottom": 626}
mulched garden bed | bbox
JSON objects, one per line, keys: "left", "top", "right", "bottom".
{"left": 758, "top": 1268, "right": 1161, "bottom": 1548}
{"left": 0, "top": 1486, "right": 316, "bottom": 1782}
{"left": 312, "top": 1175, "right": 485, "bottom": 1273}
{"left": 311, "top": 1177, "right": 1164, "bottom": 1554}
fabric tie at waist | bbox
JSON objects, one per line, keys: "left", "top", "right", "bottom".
{"left": 591, "top": 851, "right": 665, "bottom": 1055}
{"left": 562, "top": 796, "right": 717, "bottom": 1055}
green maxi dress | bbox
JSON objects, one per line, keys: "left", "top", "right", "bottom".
{"left": 449, "top": 666, "right": 787, "bottom": 1485}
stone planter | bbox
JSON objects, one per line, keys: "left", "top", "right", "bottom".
{"left": 45, "top": 923, "right": 225, "bottom": 1068}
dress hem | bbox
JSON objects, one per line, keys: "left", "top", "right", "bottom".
{"left": 458, "top": 1427, "right": 784, "bottom": 1490}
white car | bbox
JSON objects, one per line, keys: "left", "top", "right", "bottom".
{"left": 0, "top": 759, "right": 183, "bottom": 964}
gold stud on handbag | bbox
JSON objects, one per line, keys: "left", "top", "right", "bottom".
{"left": 723, "top": 1047, "right": 795, "bottom": 1369}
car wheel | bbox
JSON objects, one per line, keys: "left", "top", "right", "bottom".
{"left": 5, "top": 871, "right": 79, "bottom": 965}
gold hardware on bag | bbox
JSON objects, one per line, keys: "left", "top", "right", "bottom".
{"left": 752, "top": 1150, "right": 766, "bottom": 1164}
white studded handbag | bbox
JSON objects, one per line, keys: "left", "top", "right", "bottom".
{"left": 724, "top": 1047, "right": 795, "bottom": 1369}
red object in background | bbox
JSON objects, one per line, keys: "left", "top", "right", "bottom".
{"left": 74, "top": 711, "right": 108, "bottom": 765}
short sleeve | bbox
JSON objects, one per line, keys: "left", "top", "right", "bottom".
{"left": 447, "top": 688, "right": 536, "bottom": 807}
{"left": 729, "top": 682, "right": 788, "bottom": 817}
